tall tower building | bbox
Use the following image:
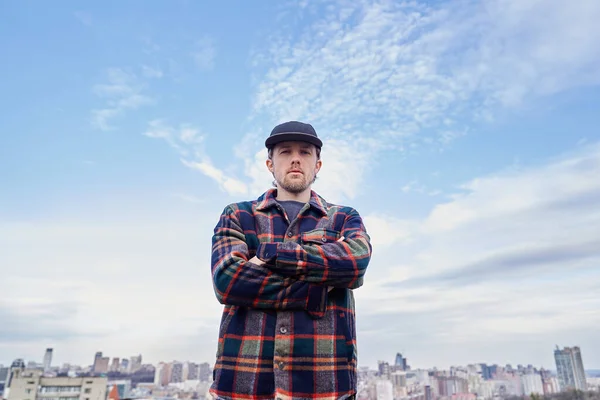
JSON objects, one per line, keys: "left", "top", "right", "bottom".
{"left": 170, "top": 362, "right": 183, "bottom": 383}
{"left": 129, "top": 355, "right": 142, "bottom": 373}
{"left": 554, "top": 346, "right": 587, "bottom": 391}
{"left": 110, "top": 358, "right": 120, "bottom": 372}
{"left": 93, "top": 352, "right": 103, "bottom": 372}
{"left": 43, "top": 348, "right": 53, "bottom": 372}
{"left": 394, "top": 353, "right": 408, "bottom": 371}
{"left": 154, "top": 363, "right": 170, "bottom": 387}
{"left": 120, "top": 359, "right": 129, "bottom": 373}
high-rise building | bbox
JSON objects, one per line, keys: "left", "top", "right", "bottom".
{"left": 120, "top": 359, "right": 129, "bottom": 373}
{"left": 43, "top": 348, "right": 53, "bottom": 372}
{"left": 182, "top": 362, "right": 199, "bottom": 381}
{"left": 521, "top": 373, "right": 544, "bottom": 395}
{"left": 394, "top": 353, "right": 407, "bottom": 370}
{"left": 554, "top": 346, "right": 587, "bottom": 391}
{"left": 170, "top": 362, "right": 183, "bottom": 383}
{"left": 110, "top": 358, "right": 120, "bottom": 372}
{"left": 93, "top": 355, "right": 110, "bottom": 374}
{"left": 199, "top": 363, "right": 211, "bottom": 382}
{"left": 129, "top": 355, "right": 142, "bottom": 373}
{"left": 93, "top": 352, "right": 103, "bottom": 372}
{"left": 154, "top": 363, "right": 170, "bottom": 387}
{"left": 378, "top": 361, "right": 391, "bottom": 380}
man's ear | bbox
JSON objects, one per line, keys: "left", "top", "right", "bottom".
{"left": 266, "top": 158, "right": 274, "bottom": 173}
{"left": 315, "top": 159, "right": 322, "bottom": 174}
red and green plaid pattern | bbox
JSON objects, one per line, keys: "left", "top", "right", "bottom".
{"left": 209, "top": 189, "right": 372, "bottom": 400}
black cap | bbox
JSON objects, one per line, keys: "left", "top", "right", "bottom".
{"left": 265, "top": 121, "right": 323, "bottom": 149}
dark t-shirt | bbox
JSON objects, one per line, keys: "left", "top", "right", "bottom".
{"left": 277, "top": 200, "right": 306, "bottom": 223}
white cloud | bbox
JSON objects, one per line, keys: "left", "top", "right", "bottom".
{"left": 91, "top": 68, "right": 154, "bottom": 130}
{"left": 353, "top": 142, "right": 600, "bottom": 365}
{"left": 65, "top": 0, "right": 600, "bottom": 369}
{"left": 181, "top": 159, "right": 248, "bottom": 196}
{"left": 144, "top": 120, "right": 248, "bottom": 197}
{"left": 310, "top": 138, "right": 374, "bottom": 202}
{"left": 141, "top": 0, "right": 600, "bottom": 205}
{"left": 0, "top": 212, "right": 222, "bottom": 366}
{"left": 239, "top": 0, "right": 600, "bottom": 203}
{"left": 342, "top": 142, "right": 600, "bottom": 367}
{"left": 362, "top": 214, "right": 413, "bottom": 247}
{"left": 4, "top": 141, "right": 599, "bottom": 368}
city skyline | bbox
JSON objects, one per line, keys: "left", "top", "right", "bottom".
{"left": 2, "top": 346, "right": 597, "bottom": 400}
{"left": 2, "top": 0, "right": 600, "bottom": 372}
{"left": 2, "top": 344, "right": 597, "bottom": 373}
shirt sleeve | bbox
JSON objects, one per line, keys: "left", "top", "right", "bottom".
{"left": 256, "top": 208, "right": 372, "bottom": 289}
{"left": 211, "top": 205, "right": 327, "bottom": 313}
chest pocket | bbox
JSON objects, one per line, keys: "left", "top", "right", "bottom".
{"left": 301, "top": 228, "right": 341, "bottom": 244}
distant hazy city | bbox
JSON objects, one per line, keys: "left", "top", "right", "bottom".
{"left": 1, "top": 345, "right": 598, "bottom": 400}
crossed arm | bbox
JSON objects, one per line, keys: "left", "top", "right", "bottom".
{"left": 210, "top": 205, "right": 372, "bottom": 313}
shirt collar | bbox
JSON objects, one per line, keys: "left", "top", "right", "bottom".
{"left": 256, "top": 188, "right": 328, "bottom": 216}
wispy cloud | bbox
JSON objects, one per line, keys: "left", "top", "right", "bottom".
{"left": 143, "top": 119, "right": 203, "bottom": 155}
{"left": 348, "top": 141, "right": 600, "bottom": 366}
{"left": 149, "top": 0, "right": 600, "bottom": 204}
{"left": 91, "top": 68, "right": 154, "bottom": 130}
{"left": 182, "top": 159, "right": 248, "bottom": 196}
{"left": 232, "top": 0, "right": 600, "bottom": 201}
{"left": 143, "top": 120, "right": 248, "bottom": 196}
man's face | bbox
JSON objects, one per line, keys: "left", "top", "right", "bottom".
{"left": 266, "top": 141, "right": 322, "bottom": 195}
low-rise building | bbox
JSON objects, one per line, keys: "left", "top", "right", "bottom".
{"left": 6, "top": 368, "right": 107, "bottom": 400}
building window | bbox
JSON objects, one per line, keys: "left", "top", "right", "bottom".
{"left": 84, "top": 388, "right": 92, "bottom": 393}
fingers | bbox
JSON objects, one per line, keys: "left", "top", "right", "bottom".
{"left": 248, "top": 255, "right": 265, "bottom": 266}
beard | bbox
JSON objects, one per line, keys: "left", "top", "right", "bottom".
{"left": 274, "top": 172, "right": 316, "bottom": 194}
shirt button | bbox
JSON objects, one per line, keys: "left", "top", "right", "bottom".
{"left": 287, "top": 232, "right": 293, "bottom": 237}
{"left": 279, "top": 326, "right": 288, "bottom": 334}
{"left": 278, "top": 361, "right": 285, "bottom": 370}
{"left": 321, "top": 236, "right": 327, "bottom": 242}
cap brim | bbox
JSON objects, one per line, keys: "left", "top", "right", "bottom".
{"left": 265, "top": 132, "right": 322, "bottom": 148}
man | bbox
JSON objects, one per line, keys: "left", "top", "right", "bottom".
{"left": 209, "top": 121, "right": 372, "bottom": 400}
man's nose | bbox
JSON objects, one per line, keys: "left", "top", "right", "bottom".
{"left": 290, "top": 151, "right": 302, "bottom": 163}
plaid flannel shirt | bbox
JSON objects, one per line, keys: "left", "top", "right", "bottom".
{"left": 209, "top": 188, "right": 372, "bottom": 400}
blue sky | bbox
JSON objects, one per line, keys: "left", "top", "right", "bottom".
{"left": 1, "top": 0, "right": 600, "bottom": 371}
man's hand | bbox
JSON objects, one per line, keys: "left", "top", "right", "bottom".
{"left": 327, "top": 236, "right": 346, "bottom": 292}
{"left": 249, "top": 256, "right": 265, "bottom": 266}
{"left": 251, "top": 236, "right": 345, "bottom": 292}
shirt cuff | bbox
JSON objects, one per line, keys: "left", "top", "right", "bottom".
{"left": 257, "top": 242, "right": 278, "bottom": 263}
